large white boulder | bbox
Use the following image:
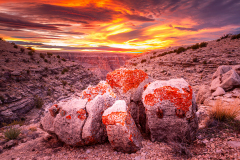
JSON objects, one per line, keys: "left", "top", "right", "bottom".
{"left": 102, "top": 100, "right": 143, "bottom": 153}
{"left": 142, "top": 78, "right": 198, "bottom": 143}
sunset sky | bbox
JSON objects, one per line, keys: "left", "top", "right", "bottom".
{"left": 0, "top": 0, "right": 239, "bottom": 53}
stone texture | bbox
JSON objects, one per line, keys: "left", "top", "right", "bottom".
{"left": 212, "top": 87, "right": 225, "bottom": 97}
{"left": 212, "top": 65, "right": 232, "bottom": 80}
{"left": 102, "top": 100, "right": 143, "bottom": 153}
{"left": 227, "top": 141, "right": 240, "bottom": 148}
{"left": 142, "top": 78, "right": 198, "bottom": 143}
{"left": 211, "top": 69, "right": 240, "bottom": 91}
{"left": 106, "top": 68, "right": 152, "bottom": 104}
{"left": 53, "top": 98, "right": 88, "bottom": 146}
{"left": 196, "top": 85, "right": 211, "bottom": 104}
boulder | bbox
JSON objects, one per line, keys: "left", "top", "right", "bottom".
{"left": 102, "top": 100, "right": 143, "bottom": 153}
{"left": 196, "top": 85, "right": 211, "bottom": 105}
{"left": 106, "top": 68, "right": 152, "bottom": 104}
{"left": 106, "top": 68, "right": 152, "bottom": 127}
{"left": 53, "top": 98, "right": 88, "bottom": 146}
{"left": 211, "top": 69, "right": 240, "bottom": 91}
{"left": 142, "top": 78, "right": 198, "bottom": 143}
{"left": 212, "top": 65, "right": 232, "bottom": 80}
{"left": 82, "top": 94, "right": 116, "bottom": 145}
{"left": 212, "top": 87, "right": 225, "bottom": 97}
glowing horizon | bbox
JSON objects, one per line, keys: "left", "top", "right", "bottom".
{"left": 0, "top": 0, "right": 239, "bottom": 54}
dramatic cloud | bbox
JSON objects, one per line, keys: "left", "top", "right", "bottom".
{"left": 0, "top": 0, "right": 239, "bottom": 53}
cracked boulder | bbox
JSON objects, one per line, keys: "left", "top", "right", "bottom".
{"left": 41, "top": 81, "right": 118, "bottom": 146}
{"left": 106, "top": 68, "right": 152, "bottom": 127}
{"left": 102, "top": 100, "right": 143, "bottom": 153}
{"left": 142, "top": 78, "right": 198, "bottom": 143}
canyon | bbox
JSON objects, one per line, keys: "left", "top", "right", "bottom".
{"left": 55, "top": 52, "right": 133, "bottom": 79}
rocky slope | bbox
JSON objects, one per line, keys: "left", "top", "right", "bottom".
{"left": 0, "top": 39, "right": 100, "bottom": 127}
{"left": 124, "top": 36, "right": 240, "bottom": 94}
{"left": 56, "top": 52, "right": 133, "bottom": 79}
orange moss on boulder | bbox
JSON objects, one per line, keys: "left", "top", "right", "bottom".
{"left": 106, "top": 68, "right": 148, "bottom": 93}
{"left": 144, "top": 86, "right": 192, "bottom": 114}
{"left": 77, "top": 109, "right": 86, "bottom": 120}
{"left": 102, "top": 111, "right": 127, "bottom": 126}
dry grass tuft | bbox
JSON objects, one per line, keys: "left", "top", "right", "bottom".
{"left": 209, "top": 99, "right": 240, "bottom": 122}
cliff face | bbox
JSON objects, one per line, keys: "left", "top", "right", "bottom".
{"left": 56, "top": 53, "right": 133, "bottom": 79}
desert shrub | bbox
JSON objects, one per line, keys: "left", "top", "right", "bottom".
{"left": 203, "top": 60, "right": 207, "bottom": 64}
{"left": 61, "top": 68, "right": 69, "bottom": 74}
{"left": 26, "top": 70, "right": 30, "bottom": 74}
{"left": 193, "top": 57, "right": 198, "bottom": 62}
{"left": 0, "top": 37, "right": 3, "bottom": 41}
{"left": 176, "top": 47, "right": 186, "bottom": 54}
{"left": 61, "top": 80, "right": 67, "bottom": 86}
{"left": 150, "top": 56, "right": 156, "bottom": 59}
{"left": 14, "top": 45, "right": 18, "bottom": 49}
{"left": 199, "top": 42, "right": 208, "bottom": 48}
{"left": 2, "top": 120, "right": 25, "bottom": 127}
{"left": 5, "top": 58, "right": 10, "bottom": 63}
{"left": 231, "top": 33, "right": 240, "bottom": 40}
{"left": 62, "top": 58, "right": 66, "bottom": 62}
{"left": 153, "top": 52, "right": 157, "bottom": 55}
{"left": 27, "top": 47, "right": 35, "bottom": 52}
{"left": 216, "top": 39, "right": 220, "bottom": 42}
{"left": 11, "top": 42, "right": 16, "bottom": 45}
{"left": 44, "top": 59, "right": 48, "bottom": 63}
{"left": 191, "top": 43, "right": 199, "bottom": 50}
{"left": 29, "top": 127, "right": 37, "bottom": 132}
{"left": 4, "top": 127, "right": 21, "bottom": 140}
{"left": 220, "top": 34, "right": 230, "bottom": 40}
{"left": 57, "top": 55, "right": 60, "bottom": 58}
{"left": 141, "top": 59, "right": 147, "bottom": 63}
{"left": 34, "top": 95, "right": 44, "bottom": 109}
{"left": 20, "top": 48, "right": 25, "bottom": 53}
{"left": 40, "top": 53, "right": 45, "bottom": 59}
{"left": 28, "top": 51, "right": 34, "bottom": 56}
{"left": 0, "top": 95, "right": 4, "bottom": 103}
{"left": 209, "top": 99, "right": 240, "bottom": 122}
{"left": 47, "top": 52, "right": 53, "bottom": 56}
{"left": 47, "top": 88, "right": 52, "bottom": 96}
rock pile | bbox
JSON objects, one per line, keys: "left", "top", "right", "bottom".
{"left": 41, "top": 68, "right": 198, "bottom": 153}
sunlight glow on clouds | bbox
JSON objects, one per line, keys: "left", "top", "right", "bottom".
{"left": 0, "top": 0, "right": 240, "bottom": 53}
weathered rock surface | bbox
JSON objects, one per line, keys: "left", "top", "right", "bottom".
{"left": 196, "top": 85, "right": 212, "bottom": 104}
{"left": 41, "top": 81, "right": 118, "bottom": 146}
{"left": 211, "top": 69, "right": 240, "bottom": 91}
{"left": 102, "top": 100, "right": 143, "bottom": 153}
{"left": 142, "top": 78, "right": 198, "bottom": 143}
{"left": 212, "top": 87, "right": 225, "bottom": 97}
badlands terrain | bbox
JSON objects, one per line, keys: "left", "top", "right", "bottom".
{"left": 0, "top": 34, "right": 240, "bottom": 159}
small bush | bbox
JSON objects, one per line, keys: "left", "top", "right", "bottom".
{"left": 231, "top": 33, "right": 240, "bottom": 40}
{"left": 4, "top": 127, "right": 21, "bottom": 140}
{"left": 40, "top": 53, "right": 45, "bottom": 59}
{"left": 191, "top": 43, "right": 199, "bottom": 50}
{"left": 203, "top": 60, "right": 207, "bottom": 64}
{"left": 29, "top": 127, "right": 37, "bottom": 132}
{"left": 26, "top": 70, "right": 30, "bottom": 74}
{"left": 176, "top": 47, "right": 186, "bottom": 54}
{"left": 0, "top": 95, "right": 5, "bottom": 103}
{"left": 2, "top": 120, "right": 25, "bottom": 127}
{"left": 193, "top": 57, "right": 198, "bottom": 62}
{"left": 14, "top": 45, "right": 18, "bottom": 49}
{"left": 216, "top": 39, "right": 220, "bottom": 42}
{"left": 61, "top": 68, "right": 69, "bottom": 74}
{"left": 150, "top": 56, "right": 156, "bottom": 59}
{"left": 20, "top": 48, "right": 25, "bottom": 53}
{"left": 47, "top": 52, "right": 53, "bottom": 56}
{"left": 0, "top": 37, "right": 3, "bottom": 41}
{"left": 132, "top": 63, "right": 137, "bottom": 66}
{"left": 61, "top": 80, "right": 67, "bottom": 86}
{"left": 44, "top": 59, "right": 48, "bottom": 63}
{"left": 57, "top": 55, "right": 60, "bottom": 58}
{"left": 209, "top": 99, "right": 240, "bottom": 122}
{"left": 11, "top": 42, "right": 16, "bottom": 45}
{"left": 62, "top": 58, "right": 66, "bottom": 62}
{"left": 141, "top": 59, "right": 147, "bottom": 63}
{"left": 153, "top": 52, "right": 157, "bottom": 55}
{"left": 47, "top": 88, "right": 52, "bottom": 96}
{"left": 220, "top": 34, "right": 230, "bottom": 40}
{"left": 34, "top": 95, "right": 44, "bottom": 109}
{"left": 28, "top": 51, "right": 34, "bottom": 56}
{"left": 27, "top": 47, "right": 35, "bottom": 52}
{"left": 199, "top": 42, "right": 208, "bottom": 48}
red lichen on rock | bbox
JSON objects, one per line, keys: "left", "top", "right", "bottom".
{"left": 66, "top": 115, "right": 71, "bottom": 120}
{"left": 102, "top": 111, "right": 127, "bottom": 126}
{"left": 49, "top": 104, "right": 60, "bottom": 117}
{"left": 77, "top": 109, "right": 86, "bottom": 120}
{"left": 129, "top": 134, "right": 133, "bottom": 142}
{"left": 82, "top": 82, "right": 109, "bottom": 101}
{"left": 106, "top": 69, "right": 148, "bottom": 93}
{"left": 144, "top": 86, "right": 192, "bottom": 114}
